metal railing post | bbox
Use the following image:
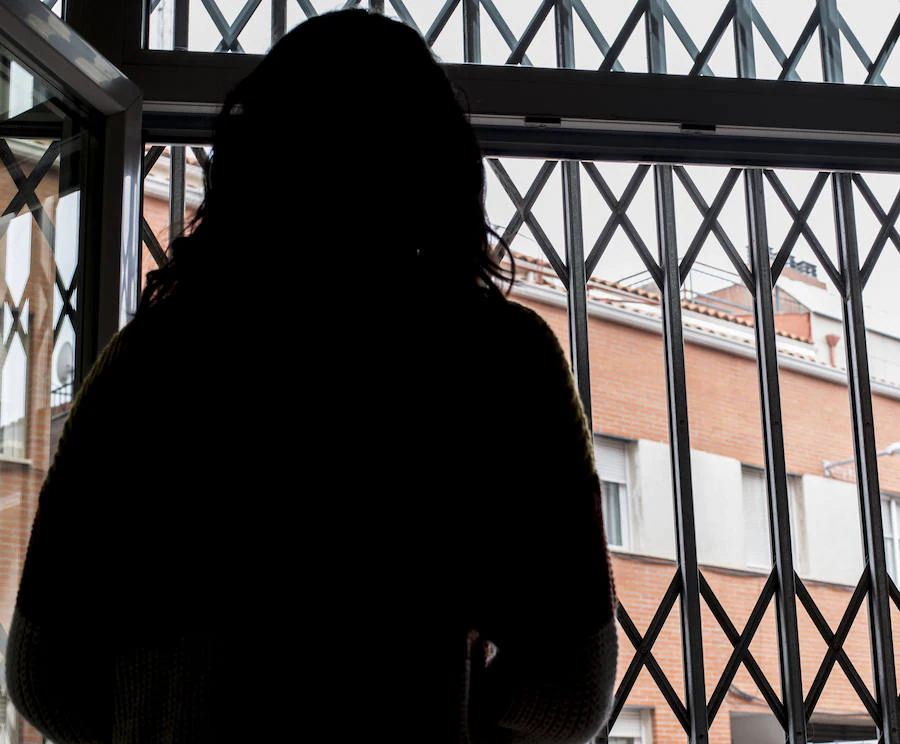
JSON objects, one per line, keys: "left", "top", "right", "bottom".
{"left": 555, "top": 0, "right": 592, "bottom": 428}
{"left": 746, "top": 168, "right": 808, "bottom": 744}
{"left": 833, "top": 172, "right": 900, "bottom": 744}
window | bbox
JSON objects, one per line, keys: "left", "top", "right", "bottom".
{"left": 742, "top": 466, "right": 800, "bottom": 569}
{"left": 594, "top": 435, "right": 630, "bottom": 550}
{"left": 602, "top": 707, "right": 651, "bottom": 744}
{"left": 883, "top": 495, "right": 900, "bottom": 583}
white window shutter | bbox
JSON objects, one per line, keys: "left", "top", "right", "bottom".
{"left": 609, "top": 707, "right": 645, "bottom": 739}
{"left": 742, "top": 467, "right": 770, "bottom": 567}
{"left": 594, "top": 436, "right": 628, "bottom": 483}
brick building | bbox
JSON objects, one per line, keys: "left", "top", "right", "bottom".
{"left": 510, "top": 251, "right": 900, "bottom": 743}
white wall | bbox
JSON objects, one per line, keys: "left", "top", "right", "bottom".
{"left": 730, "top": 712, "right": 784, "bottom": 744}
{"left": 629, "top": 439, "right": 675, "bottom": 561}
{"left": 629, "top": 441, "right": 745, "bottom": 570}
{"left": 800, "top": 473, "right": 864, "bottom": 586}
{"left": 626, "top": 441, "right": 858, "bottom": 585}
{"left": 691, "top": 450, "right": 745, "bottom": 570}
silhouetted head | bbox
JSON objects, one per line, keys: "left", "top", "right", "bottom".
{"left": 141, "top": 9, "right": 511, "bottom": 312}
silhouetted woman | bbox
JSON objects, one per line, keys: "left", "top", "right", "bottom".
{"left": 7, "top": 9, "right": 617, "bottom": 744}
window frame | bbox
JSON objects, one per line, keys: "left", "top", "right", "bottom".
{"left": 52, "top": 0, "right": 900, "bottom": 741}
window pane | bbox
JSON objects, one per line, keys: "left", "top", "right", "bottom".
{"left": 742, "top": 467, "right": 770, "bottom": 567}
{"left": 602, "top": 481, "right": 623, "bottom": 548}
{"left": 140, "top": 0, "right": 900, "bottom": 88}
{"left": 137, "top": 144, "right": 900, "bottom": 739}
{"left": 0, "top": 45, "right": 85, "bottom": 744}
{"left": 886, "top": 537, "right": 896, "bottom": 583}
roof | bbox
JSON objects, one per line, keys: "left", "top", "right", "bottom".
{"left": 511, "top": 252, "right": 813, "bottom": 344}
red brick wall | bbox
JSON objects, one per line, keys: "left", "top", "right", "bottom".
{"left": 518, "top": 294, "right": 900, "bottom": 490}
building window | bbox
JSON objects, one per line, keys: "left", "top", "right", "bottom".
{"left": 742, "top": 466, "right": 800, "bottom": 569}
{"left": 883, "top": 495, "right": 900, "bottom": 583}
{"left": 594, "top": 435, "right": 630, "bottom": 550}
{"left": 601, "top": 707, "right": 652, "bottom": 743}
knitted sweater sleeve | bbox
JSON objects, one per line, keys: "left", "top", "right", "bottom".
{"left": 6, "top": 328, "right": 133, "bottom": 744}
{"left": 468, "top": 302, "right": 618, "bottom": 744}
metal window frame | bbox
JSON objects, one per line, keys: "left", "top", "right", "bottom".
{"left": 47, "top": 1, "right": 900, "bottom": 742}
{"left": 0, "top": 0, "right": 142, "bottom": 384}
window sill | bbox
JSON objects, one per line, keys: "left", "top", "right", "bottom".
{"left": 609, "top": 544, "right": 633, "bottom": 555}
{"left": 0, "top": 455, "right": 33, "bottom": 468}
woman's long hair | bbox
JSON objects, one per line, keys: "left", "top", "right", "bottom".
{"left": 139, "top": 9, "right": 513, "bottom": 313}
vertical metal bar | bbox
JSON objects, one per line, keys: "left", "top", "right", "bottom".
{"left": 645, "top": 0, "right": 666, "bottom": 74}
{"left": 833, "top": 172, "right": 900, "bottom": 744}
{"left": 555, "top": 0, "right": 591, "bottom": 428}
{"left": 173, "top": 0, "right": 189, "bottom": 51}
{"left": 646, "top": 6, "right": 708, "bottom": 743}
{"left": 817, "top": 0, "right": 843, "bottom": 83}
{"left": 555, "top": 0, "right": 575, "bottom": 68}
{"left": 462, "top": 0, "right": 480, "bottom": 63}
{"left": 745, "top": 168, "right": 807, "bottom": 744}
{"left": 271, "top": 0, "right": 287, "bottom": 45}
{"left": 655, "top": 163, "right": 709, "bottom": 744}
{"left": 0, "top": 55, "right": 9, "bottom": 115}
{"left": 732, "top": 0, "right": 756, "bottom": 79}
{"left": 141, "top": 0, "right": 151, "bottom": 48}
{"left": 169, "top": 145, "right": 186, "bottom": 250}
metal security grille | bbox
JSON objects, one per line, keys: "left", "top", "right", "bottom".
{"left": 144, "top": 0, "right": 900, "bottom": 86}
{"left": 133, "top": 3, "right": 900, "bottom": 744}
{"left": 0, "top": 136, "right": 78, "bottom": 361}
{"left": 137, "top": 160, "right": 900, "bottom": 744}
{"left": 493, "top": 164, "right": 900, "bottom": 744}
{"left": 1, "top": 51, "right": 82, "bottom": 453}
{"left": 141, "top": 144, "right": 209, "bottom": 271}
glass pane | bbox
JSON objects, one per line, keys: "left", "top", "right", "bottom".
{"left": 0, "top": 43, "right": 85, "bottom": 743}
{"left": 742, "top": 467, "right": 770, "bottom": 567}
{"left": 141, "top": 145, "right": 208, "bottom": 291}
{"left": 602, "top": 481, "right": 623, "bottom": 547}
{"left": 139, "top": 0, "right": 900, "bottom": 88}
{"left": 886, "top": 538, "right": 896, "bottom": 583}
{"left": 136, "top": 135, "right": 900, "bottom": 738}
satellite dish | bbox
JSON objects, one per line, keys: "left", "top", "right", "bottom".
{"left": 56, "top": 341, "right": 74, "bottom": 384}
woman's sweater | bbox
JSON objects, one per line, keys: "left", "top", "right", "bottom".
{"left": 7, "top": 292, "right": 617, "bottom": 743}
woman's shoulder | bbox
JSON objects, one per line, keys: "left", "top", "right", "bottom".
{"left": 498, "top": 298, "right": 556, "bottom": 335}
{"left": 479, "top": 295, "right": 566, "bottom": 360}
{"left": 81, "top": 296, "right": 185, "bottom": 391}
